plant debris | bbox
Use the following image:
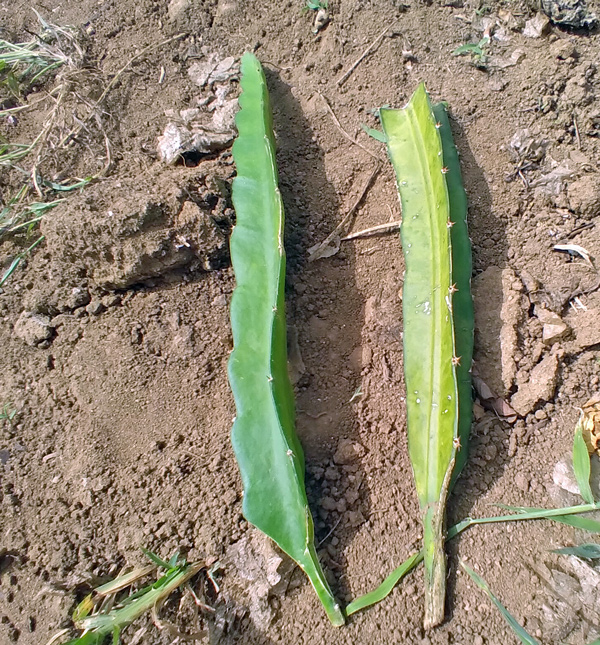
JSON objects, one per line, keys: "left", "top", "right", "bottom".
{"left": 553, "top": 244, "right": 594, "bottom": 269}
{"left": 541, "top": 0, "right": 598, "bottom": 29}
{"left": 581, "top": 394, "right": 600, "bottom": 455}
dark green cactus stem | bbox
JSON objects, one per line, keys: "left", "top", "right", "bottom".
{"left": 432, "top": 102, "right": 474, "bottom": 482}
{"left": 228, "top": 52, "right": 344, "bottom": 627}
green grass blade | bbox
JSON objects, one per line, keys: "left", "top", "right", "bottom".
{"left": 381, "top": 83, "right": 459, "bottom": 628}
{"left": 452, "top": 43, "right": 483, "bottom": 57}
{"left": 492, "top": 503, "right": 600, "bottom": 529}
{"left": 460, "top": 561, "right": 540, "bottom": 645}
{"left": 0, "top": 235, "right": 44, "bottom": 287}
{"left": 553, "top": 543, "right": 600, "bottom": 559}
{"left": 62, "top": 633, "right": 106, "bottom": 645}
{"left": 228, "top": 52, "right": 343, "bottom": 626}
{"left": 347, "top": 504, "right": 600, "bottom": 614}
{"left": 346, "top": 551, "right": 423, "bottom": 616}
{"left": 360, "top": 124, "right": 388, "bottom": 143}
{"left": 433, "top": 102, "right": 473, "bottom": 481}
{"left": 573, "top": 418, "right": 594, "bottom": 503}
{"left": 552, "top": 514, "right": 600, "bottom": 532}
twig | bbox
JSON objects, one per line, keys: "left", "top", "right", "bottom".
{"left": 317, "top": 517, "right": 342, "bottom": 546}
{"left": 561, "top": 221, "right": 594, "bottom": 241}
{"left": 308, "top": 162, "right": 381, "bottom": 261}
{"left": 573, "top": 112, "right": 582, "bottom": 150}
{"left": 341, "top": 220, "right": 402, "bottom": 241}
{"left": 317, "top": 92, "right": 383, "bottom": 162}
{"left": 337, "top": 23, "right": 394, "bottom": 87}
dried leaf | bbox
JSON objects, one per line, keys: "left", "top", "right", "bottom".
{"left": 581, "top": 394, "right": 600, "bottom": 456}
{"left": 472, "top": 375, "right": 518, "bottom": 421}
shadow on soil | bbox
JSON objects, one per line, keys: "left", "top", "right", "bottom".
{"left": 267, "top": 68, "right": 370, "bottom": 610}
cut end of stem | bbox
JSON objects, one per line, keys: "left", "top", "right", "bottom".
{"left": 424, "top": 560, "right": 446, "bottom": 629}
{"left": 423, "top": 505, "right": 447, "bottom": 630}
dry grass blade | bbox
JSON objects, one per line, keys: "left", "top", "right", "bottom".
{"left": 308, "top": 162, "right": 381, "bottom": 261}
{"left": 317, "top": 92, "right": 383, "bottom": 161}
{"left": 0, "top": 20, "right": 185, "bottom": 287}
{"left": 93, "top": 566, "right": 155, "bottom": 596}
{"left": 336, "top": 23, "right": 395, "bottom": 87}
{"left": 341, "top": 219, "right": 402, "bottom": 241}
{"left": 50, "top": 551, "right": 206, "bottom": 645}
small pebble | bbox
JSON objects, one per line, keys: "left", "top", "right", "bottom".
{"left": 484, "top": 444, "right": 497, "bottom": 461}
{"left": 102, "top": 293, "right": 122, "bottom": 308}
{"left": 86, "top": 299, "right": 105, "bottom": 315}
{"left": 321, "top": 496, "right": 336, "bottom": 511}
{"left": 324, "top": 466, "right": 339, "bottom": 481}
{"left": 515, "top": 472, "right": 530, "bottom": 492}
{"left": 344, "top": 489, "right": 359, "bottom": 505}
{"left": 333, "top": 439, "right": 366, "bottom": 465}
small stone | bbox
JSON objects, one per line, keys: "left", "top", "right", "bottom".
{"left": 346, "top": 510, "right": 366, "bottom": 527}
{"left": 66, "top": 287, "right": 90, "bottom": 309}
{"left": 523, "top": 13, "right": 550, "bottom": 37}
{"left": 511, "top": 353, "right": 559, "bottom": 416}
{"left": 313, "top": 7, "right": 329, "bottom": 33}
{"left": 321, "top": 497, "right": 337, "bottom": 511}
{"left": 13, "top": 311, "right": 53, "bottom": 346}
{"left": 324, "top": 466, "right": 339, "bottom": 481}
{"left": 474, "top": 636, "right": 484, "bottom": 645}
{"left": 541, "top": 0, "right": 598, "bottom": 29}
{"left": 102, "top": 293, "right": 122, "bottom": 308}
{"left": 543, "top": 322, "right": 569, "bottom": 344}
{"left": 336, "top": 499, "right": 347, "bottom": 513}
{"left": 484, "top": 444, "right": 498, "bottom": 461}
{"left": 515, "top": 472, "right": 530, "bottom": 492}
{"left": 534, "top": 409, "right": 548, "bottom": 420}
{"left": 344, "top": 489, "right": 359, "bottom": 505}
{"left": 550, "top": 38, "right": 577, "bottom": 60}
{"left": 569, "top": 308, "right": 600, "bottom": 350}
{"left": 333, "top": 439, "right": 366, "bottom": 465}
{"left": 212, "top": 294, "right": 227, "bottom": 307}
{"left": 536, "top": 306, "right": 569, "bottom": 344}
{"left": 187, "top": 54, "right": 238, "bottom": 87}
{"left": 168, "top": 0, "right": 191, "bottom": 22}
{"left": 567, "top": 175, "right": 600, "bottom": 219}
{"left": 553, "top": 459, "right": 580, "bottom": 495}
{"left": 86, "top": 299, "right": 105, "bottom": 315}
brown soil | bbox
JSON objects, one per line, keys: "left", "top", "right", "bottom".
{"left": 2, "top": 1, "right": 600, "bottom": 643}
